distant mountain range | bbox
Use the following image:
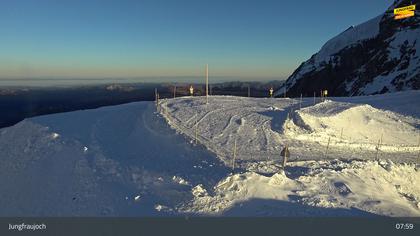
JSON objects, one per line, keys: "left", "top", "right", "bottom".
{"left": 276, "top": 0, "right": 419, "bottom": 97}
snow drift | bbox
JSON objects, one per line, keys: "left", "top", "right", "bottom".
{"left": 286, "top": 100, "right": 420, "bottom": 148}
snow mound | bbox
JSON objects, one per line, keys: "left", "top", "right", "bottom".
{"left": 181, "top": 160, "right": 420, "bottom": 217}
{"left": 192, "top": 184, "right": 208, "bottom": 198}
{"left": 288, "top": 100, "right": 419, "bottom": 147}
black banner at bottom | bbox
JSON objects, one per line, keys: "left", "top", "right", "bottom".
{"left": 1, "top": 217, "right": 419, "bottom": 236}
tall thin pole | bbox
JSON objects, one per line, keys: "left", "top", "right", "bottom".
{"left": 206, "top": 64, "right": 209, "bottom": 104}
{"left": 173, "top": 85, "right": 176, "bottom": 99}
{"left": 313, "top": 92, "right": 316, "bottom": 105}
{"left": 299, "top": 94, "right": 302, "bottom": 109}
{"left": 417, "top": 133, "right": 420, "bottom": 159}
{"left": 248, "top": 85, "right": 250, "bottom": 97}
{"left": 324, "top": 137, "right": 330, "bottom": 158}
{"left": 232, "top": 138, "right": 237, "bottom": 171}
{"left": 195, "top": 113, "right": 198, "bottom": 145}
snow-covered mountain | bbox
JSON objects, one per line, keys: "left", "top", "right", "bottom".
{"left": 275, "top": 0, "right": 420, "bottom": 97}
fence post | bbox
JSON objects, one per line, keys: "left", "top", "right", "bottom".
{"left": 156, "top": 92, "right": 160, "bottom": 111}
{"left": 417, "top": 133, "right": 420, "bottom": 159}
{"left": 299, "top": 94, "right": 302, "bottom": 109}
{"left": 324, "top": 137, "right": 331, "bottom": 158}
{"left": 375, "top": 134, "right": 383, "bottom": 160}
{"left": 232, "top": 138, "right": 237, "bottom": 171}
{"left": 195, "top": 114, "right": 198, "bottom": 145}
{"left": 282, "top": 145, "right": 288, "bottom": 168}
{"left": 313, "top": 92, "right": 316, "bottom": 105}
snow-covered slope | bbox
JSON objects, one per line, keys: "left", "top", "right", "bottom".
{"left": 0, "top": 102, "right": 229, "bottom": 216}
{"left": 275, "top": 0, "right": 420, "bottom": 97}
{"left": 158, "top": 92, "right": 420, "bottom": 216}
{"left": 0, "top": 92, "right": 419, "bottom": 217}
{"left": 160, "top": 93, "right": 420, "bottom": 165}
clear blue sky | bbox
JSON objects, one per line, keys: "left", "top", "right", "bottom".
{"left": 0, "top": 0, "right": 390, "bottom": 82}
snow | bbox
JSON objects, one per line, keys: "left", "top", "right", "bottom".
{"left": 287, "top": 100, "right": 419, "bottom": 149}
{"left": 0, "top": 102, "right": 228, "bottom": 216}
{"left": 181, "top": 160, "right": 420, "bottom": 216}
{"left": 314, "top": 14, "right": 382, "bottom": 65}
{"left": 159, "top": 93, "right": 420, "bottom": 216}
{"left": 160, "top": 94, "right": 420, "bottom": 165}
{"left": 275, "top": 14, "right": 384, "bottom": 96}
{"left": 360, "top": 27, "right": 420, "bottom": 95}
{"left": 0, "top": 91, "right": 419, "bottom": 217}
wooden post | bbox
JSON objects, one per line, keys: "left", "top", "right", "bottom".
{"left": 324, "top": 137, "right": 330, "bottom": 158}
{"left": 417, "top": 133, "right": 420, "bottom": 159}
{"left": 313, "top": 92, "right": 316, "bottom": 105}
{"left": 156, "top": 93, "right": 160, "bottom": 111}
{"left": 232, "top": 138, "right": 237, "bottom": 171}
{"left": 206, "top": 64, "right": 209, "bottom": 104}
{"left": 299, "top": 94, "right": 302, "bottom": 109}
{"left": 195, "top": 114, "right": 198, "bottom": 145}
{"left": 282, "top": 145, "right": 288, "bottom": 168}
{"left": 375, "top": 134, "right": 383, "bottom": 160}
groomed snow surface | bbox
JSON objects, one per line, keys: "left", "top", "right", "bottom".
{"left": 0, "top": 91, "right": 419, "bottom": 216}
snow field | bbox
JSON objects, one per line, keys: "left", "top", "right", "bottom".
{"left": 160, "top": 92, "right": 420, "bottom": 216}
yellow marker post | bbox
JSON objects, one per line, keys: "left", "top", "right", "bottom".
{"left": 269, "top": 87, "right": 274, "bottom": 98}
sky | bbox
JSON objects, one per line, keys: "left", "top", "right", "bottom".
{"left": 0, "top": 0, "right": 390, "bottom": 83}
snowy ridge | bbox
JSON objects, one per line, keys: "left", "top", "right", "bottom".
{"left": 274, "top": 14, "right": 383, "bottom": 96}
{"left": 315, "top": 14, "right": 382, "bottom": 65}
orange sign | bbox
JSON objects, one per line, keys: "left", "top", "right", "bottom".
{"left": 394, "top": 11, "right": 415, "bottom": 20}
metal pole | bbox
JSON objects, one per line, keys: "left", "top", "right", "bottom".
{"left": 206, "top": 64, "right": 209, "bottom": 104}
{"left": 313, "top": 92, "right": 316, "bottom": 105}
{"left": 299, "top": 94, "right": 302, "bottom": 109}
{"left": 233, "top": 138, "right": 237, "bottom": 171}
{"left": 324, "top": 137, "right": 330, "bottom": 158}
{"left": 417, "top": 133, "right": 420, "bottom": 159}
{"left": 195, "top": 114, "right": 198, "bottom": 145}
